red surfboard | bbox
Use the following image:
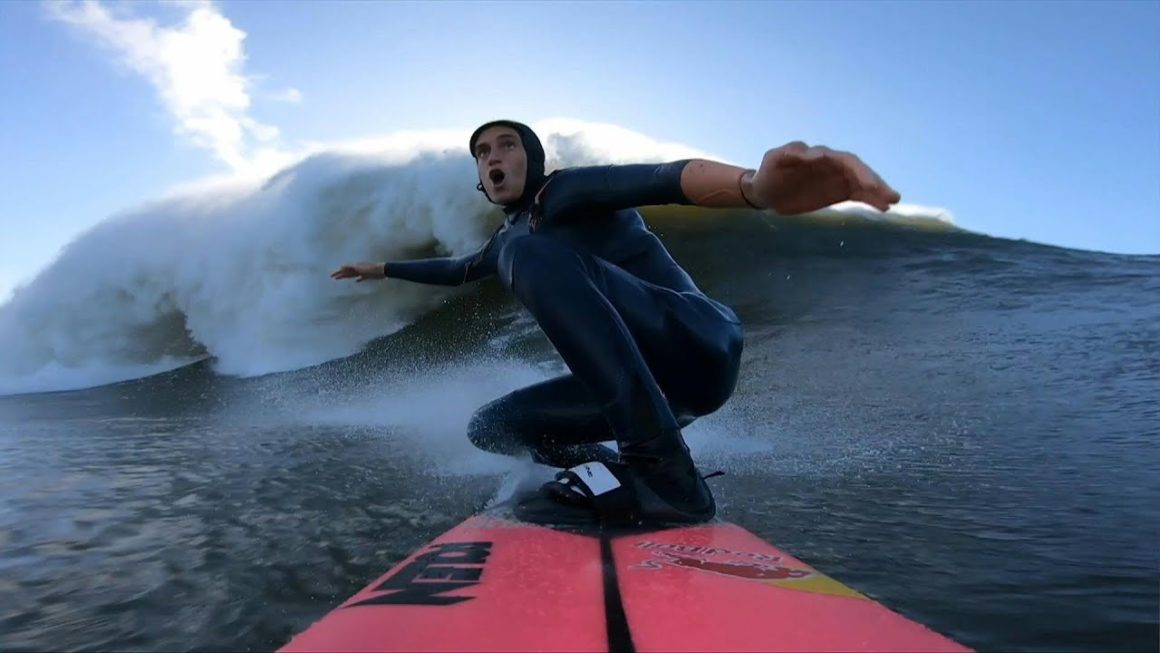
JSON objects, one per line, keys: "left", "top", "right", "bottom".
{"left": 279, "top": 495, "right": 971, "bottom": 653}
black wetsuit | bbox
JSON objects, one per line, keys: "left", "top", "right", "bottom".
{"left": 384, "top": 161, "right": 744, "bottom": 469}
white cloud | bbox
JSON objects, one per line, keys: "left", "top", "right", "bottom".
{"left": 47, "top": 0, "right": 296, "bottom": 177}
{"left": 270, "top": 87, "right": 303, "bottom": 103}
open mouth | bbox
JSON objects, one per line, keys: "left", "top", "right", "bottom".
{"left": 489, "top": 169, "right": 506, "bottom": 186}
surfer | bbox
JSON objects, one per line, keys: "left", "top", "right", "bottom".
{"left": 331, "top": 120, "right": 899, "bottom": 526}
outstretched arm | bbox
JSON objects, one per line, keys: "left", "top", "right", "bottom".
{"left": 384, "top": 252, "right": 483, "bottom": 286}
{"left": 332, "top": 247, "right": 491, "bottom": 287}
{"left": 536, "top": 142, "right": 900, "bottom": 223}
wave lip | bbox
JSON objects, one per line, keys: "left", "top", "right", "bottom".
{"left": 805, "top": 200, "right": 958, "bottom": 231}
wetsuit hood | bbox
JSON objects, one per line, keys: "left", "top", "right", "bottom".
{"left": 469, "top": 119, "right": 549, "bottom": 215}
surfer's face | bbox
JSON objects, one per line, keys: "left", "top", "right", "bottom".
{"left": 474, "top": 126, "right": 528, "bottom": 205}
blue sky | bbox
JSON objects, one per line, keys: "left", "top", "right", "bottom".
{"left": 1, "top": 0, "right": 1157, "bottom": 299}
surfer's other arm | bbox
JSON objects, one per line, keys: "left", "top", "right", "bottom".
{"left": 536, "top": 142, "right": 900, "bottom": 224}
{"left": 330, "top": 252, "right": 487, "bottom": 287}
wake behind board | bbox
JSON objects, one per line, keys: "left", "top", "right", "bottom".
{"left": 279, "top": 490, "right": 970, "bottom": 653}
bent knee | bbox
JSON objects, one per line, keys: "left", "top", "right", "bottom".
{"left": 466, "top": 400, "right": 512, "bottom": 453}
{"left": 678, "top": 325, "right": 744, "bottom": 416}
{"left": 466, "top": 394, "right": 538, "bottom": 456}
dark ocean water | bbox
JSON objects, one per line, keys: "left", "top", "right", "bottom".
{"left": 1, "top": 210, "right": 1157, "bottom": 652}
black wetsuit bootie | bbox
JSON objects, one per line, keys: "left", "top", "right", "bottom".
{"left": 623, "top": 450, "right": 716, "bottom": 521}
{"left": 512, "top": 462, "right": 621, "bottom": 527}
{"left": 620, "top": 430, "right": 716, "bottom": 522}
{"left": 513, "top": 432, "right": 716, "bottom": 528}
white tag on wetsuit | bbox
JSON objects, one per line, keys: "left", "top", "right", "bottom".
{"left": 566, "top": 462, "right": 621, "bottom": 497}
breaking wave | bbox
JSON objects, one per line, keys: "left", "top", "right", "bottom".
{"left": 0, "top": 119, "right": 957, "bottom": 396}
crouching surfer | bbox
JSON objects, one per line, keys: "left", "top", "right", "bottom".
{"left": 331, "top": 120, "right": 900, "bottom": 527}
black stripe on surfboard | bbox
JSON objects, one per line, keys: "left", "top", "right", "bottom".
{"left": 600, "top": 534, "right": 635, "bottom": 653}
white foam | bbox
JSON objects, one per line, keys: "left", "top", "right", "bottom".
{"left": 814, "top": 200, "right": 956, "bottom": 225}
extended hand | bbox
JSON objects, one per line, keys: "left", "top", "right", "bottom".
{"left": 748, "top": 142, "right": 900, "bottom": 214}
{"left": 330, "top": 262, "right": 385, "bottom": 282}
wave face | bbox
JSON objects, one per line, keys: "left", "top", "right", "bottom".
{"left": 0, "top": 119, "right": 1009, "bottom": 397}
